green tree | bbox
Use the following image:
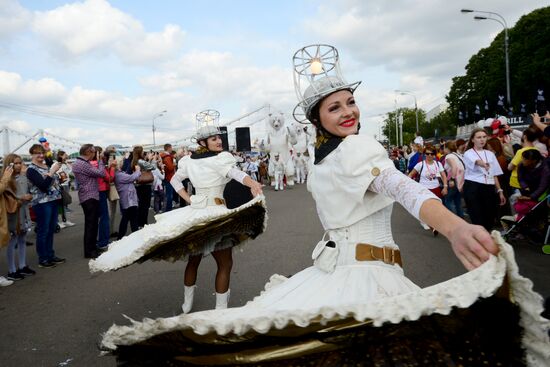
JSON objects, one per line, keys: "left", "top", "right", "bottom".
{"left": 382, "top": 108, "right": 426, "bottom": 146}
{"left": 426, "top": 109, "right": 456, "bottom": 139}
{"left": 447, "top": 6, "right": 550, "bottom": 125}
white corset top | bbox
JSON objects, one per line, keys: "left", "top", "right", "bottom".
{"left": 193, "top": 185, "right": 225, "bottom": 207}
{"left": 326, "top": 205, "right": 400, "bottom": 269}
{"left": 327, "top": 205, "right": 397, "bottom": 249}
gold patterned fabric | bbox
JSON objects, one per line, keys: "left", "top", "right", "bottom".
{"left": 113, "top": 291, "right": 525, "bottom": 366}
{"left": 139, "top": 203, "right": 266, "bottom": 263}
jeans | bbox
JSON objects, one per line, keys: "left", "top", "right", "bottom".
{"left": 164, "top": 180, "right": 174, "bottom": 212}
{"left": 33, "top": 200, "right": 58, "bottom": 263}
{"left": 443, "top": 186, "right": 464, "bottom": 218}
{"left": 118, "top": 206, "right": 139, "bottom": 239}
{"left": 153, "top": 189, "right": 165, "bottom": 213}
{"left": 7, "top": 233, "right": 27, "bottom": 272}
{"left": 109, "top": 199, "right": 118, "bottom": 235}
{"left": 81, "top": 198, "right": 99, "bottom": 257}
{"left": 97, "top": 191, "right": 110, "bottom": 248}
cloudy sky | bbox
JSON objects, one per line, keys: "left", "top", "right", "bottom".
{"left": 0, "top": 0, "right": 547, "bottom": 152}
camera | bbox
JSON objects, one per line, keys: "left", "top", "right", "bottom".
{"left": 526, "top": 115, "right": 549, "bottom": 125}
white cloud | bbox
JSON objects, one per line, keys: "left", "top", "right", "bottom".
{"left": 0, "top": 71, "right": 66, "bottom": 104}
{"left": 139, "top": 72, "right": 192, "bottom": 91}
{"left": 31, "top": 0, "right": 185, "bottom": 65}
{"left": 0, "top": 0, "right": 31, "bottom": 40}
{"left": 149, "top": 50, "right": 296, "bottom": 113}
{"left": 302, "top": 0, "right": 548, "bottom": 112}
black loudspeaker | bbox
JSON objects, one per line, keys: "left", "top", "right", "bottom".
{"left": 235, "top": 127, "right": 251, "bottom": 152}
{"left": 219, "top": 126, "right": 229, "bottom": 151}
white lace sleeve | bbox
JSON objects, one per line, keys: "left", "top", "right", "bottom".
{"left": 369, "top": 167, "right": 440, "bottom": 220}
{"left": 227, "top": 167, "right": 247, "bottom": 184}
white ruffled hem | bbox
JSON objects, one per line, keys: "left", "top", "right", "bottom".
{"left": 100, "top": 232, "right": 550, "bottom": 366}
{"left": 89, "top": 195, "right": 266, "bottom": 273}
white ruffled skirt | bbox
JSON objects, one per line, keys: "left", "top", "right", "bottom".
{"left": 89, "top": 194, "right": 267, "bottom": 273}
{"left": 101, "top": 226, "right": 550, "bottom": 366}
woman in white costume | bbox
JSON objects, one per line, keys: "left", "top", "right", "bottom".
{"left": 170, "top": 125, "right": 263, "bottom": 312}
{"left": 89, "top": 124, "right": 266, "bottom": 313}
{"left": 99, "top": 46, "right": 550, "bottom": 366}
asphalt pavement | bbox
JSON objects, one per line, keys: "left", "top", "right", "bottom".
{"left": 0, "top": 184, "right": 548, "bottom": 366}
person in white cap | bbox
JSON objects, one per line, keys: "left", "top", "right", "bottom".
{"left": 272, "top": 153, "right": 285, "bottom": 191}
{"left": 89, "top": 123, "right": 266, "bottom": 314}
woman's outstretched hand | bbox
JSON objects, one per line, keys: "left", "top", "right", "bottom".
{"left": 249, "top": 180, "right": 264, "bottom": 197}
{"left": 447, "top": 222, "right": 499, "bottom": 271}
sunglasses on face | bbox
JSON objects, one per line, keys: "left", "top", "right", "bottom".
{"left": 425, "top": 152, "right": 435, "bottom": 156}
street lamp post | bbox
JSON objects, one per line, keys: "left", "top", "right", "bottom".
{"left": 461, "top": 9, "right": 510, "bottom": 105}
{"left": 152, "top": 110, "right": 167, "bottom": 146}
{"left": 395, "top": 90, "right": 419, "bottom": 132}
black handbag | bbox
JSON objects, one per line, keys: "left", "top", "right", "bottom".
{"left": 61, "top": 187, "right": 72, "bottom": 206}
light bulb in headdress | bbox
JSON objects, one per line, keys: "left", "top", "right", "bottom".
{"left": 309, "top": 58, "right": 323, "bottom": 75}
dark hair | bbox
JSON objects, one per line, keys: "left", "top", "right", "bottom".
{"left": 309, "top": 103, "right": 322, "bottom": 136}
{"left": 486, "top": 138, "right": 504, "bottom": 157}
{"left": 522, "top": 128, "right": 539, "bottom": 143}
{"left": 164, "top": 143, "right": 172, "bottom": 151}
{"left": 79, "top": 144, "right": 94, "bottom": 156}
{"left": 57, "top": 150, "right": 66, "bottom": 162}
{"left": 423, "top": 144, "right": 436, "bottom": 154}
{"left": 445, "top": 140, "right": 457, "bottom": 152}
{"left": 29, "top": 144, "right": 45, "bottom": 155}
{"left": 131, "top": 146, "right": 144, "bottom": 171}
{"left": 456, "top": 139, "right": 466, "bottom": 148}
{"left": 522, "top": 148, "right": 542, "bottom": 161}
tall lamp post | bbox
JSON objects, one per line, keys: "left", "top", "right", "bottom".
{"left": 461, "top": 9, "right": 510, "bottom": 105}
{"left": 152, "top": 110, "right": 167, "bottom": 146}
{"left": 395, "top": 90, "right": 419, "bottom": 132}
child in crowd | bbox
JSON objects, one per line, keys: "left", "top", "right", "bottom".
{"left": 4, "top": 154, "right": 36, "bottom": 281}
{"left": 152, "top": 157, "right": 165, "bottom": 214}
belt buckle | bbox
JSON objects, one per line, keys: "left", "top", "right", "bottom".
{"left": 369, "top": 246, "right": 392, "bottom": 264}
{"left": 382, "top": 247, "right": 394, "bottom": 265}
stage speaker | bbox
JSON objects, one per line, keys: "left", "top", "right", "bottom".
{"left": 235, "top": 127, "right": 251, "bottom": 152}
{"left": 219, "top": 126, "right": 229, "bottom": 151}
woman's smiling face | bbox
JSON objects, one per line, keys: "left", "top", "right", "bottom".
{"left": 318, "top": 89, "right": 360, "bottom": 137}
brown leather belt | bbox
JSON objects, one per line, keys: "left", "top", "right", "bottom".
{"left": 355, "top": 243, "right": 402, "bottom": 267}
{"left": 214, "top": 197, "right": 226, "bottom": 206}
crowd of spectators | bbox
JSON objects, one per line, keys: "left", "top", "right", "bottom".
{"left": 0, "top": 139, "right": 275, "bottom": 286}
{"left": 387, "top": 112, "right": 550, "bottom": 240}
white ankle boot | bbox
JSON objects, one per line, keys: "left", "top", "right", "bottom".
{"left": 182, "top": 285, "right": 196, "bottom": 314}
{"left": 215, "top": 289, "right": 230, "bottom": 309}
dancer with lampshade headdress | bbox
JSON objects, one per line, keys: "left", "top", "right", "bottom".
{"left": 90, "top": 109, "right": 266, "bottom": 313}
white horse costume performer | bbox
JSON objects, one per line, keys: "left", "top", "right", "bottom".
{"left": 96, "top": 45, "right": 550, "bottom": 367}
{"left": 266, "top": 113, "right": 297, "bottom": 186}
